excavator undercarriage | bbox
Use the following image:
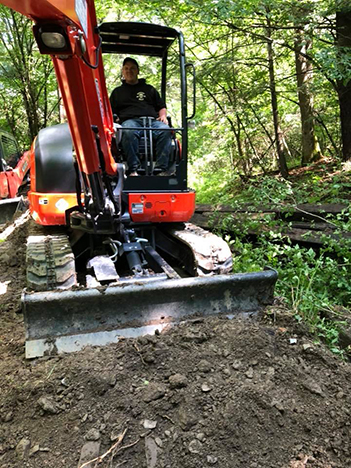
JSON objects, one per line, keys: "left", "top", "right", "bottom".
{"left": 23, "top": 221, "right": 277, "bottom": 358}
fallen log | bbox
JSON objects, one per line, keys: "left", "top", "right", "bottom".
{"left": 191, "top": 203, "right": 350, "bottom": 246}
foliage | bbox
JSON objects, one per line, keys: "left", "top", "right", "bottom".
{"left": 229, "top": 232, "right": 350, "bottom": 354}
{"left": 0, "top": 0, "right": 349, "bottom": 165}
{"left": 196, "top": 158, "right": 351, "bottom": 205}
{"left": 0, "top": 6, "right": 59, "bottom": 148}
{"left": 210, "top": 162, "right": 351, "bottom": 354}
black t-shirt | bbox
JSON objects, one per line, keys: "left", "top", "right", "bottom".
{"left": 109, "top": 79, "right": 166, "bottom": 123}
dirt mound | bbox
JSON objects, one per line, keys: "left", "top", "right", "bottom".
{"left": 0, "top": 221, "right": 350, "bottom": 468}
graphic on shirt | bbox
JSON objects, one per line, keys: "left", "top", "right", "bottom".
{"left": 136, "top": 91, "right": 146, "bottom": 101}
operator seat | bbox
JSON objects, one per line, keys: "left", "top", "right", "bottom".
{"left": 113, "top": 116, "right": 180, "bottom": 175}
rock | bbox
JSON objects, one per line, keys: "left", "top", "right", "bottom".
{"left": 85, "top": 428, "right": 101, "bottom": 441}
{"left": 232, "top": 360, "right": 242, "bottom": 370}
{"left": 60, "top": 377, "right": 69, "bottom": 387}
{"left": 245, "top": 367, "right": 254, "bottom": 379}
{"left": 144, "top": 354, "right": 156, "bottom": 363}
{"left": 29, "top": 444, "right": 40, "bottom": 457}
{"left": 188, "top": 439, "right": 202, "bottom": 454}
{"left": 271, "top": 399, "right": 284, "bottom": 413}
{"left": 131, "top": 406, "right": 142, "bottom": 417}
{"left": 138, "top": 336, "right": 149, "bottom": 346}
{"left": 4, "top": 411, "right": 14, "bottom": 422}
{"left": 143, "top": 419, "right": 157, "bottom": 429}
{"left": 302, "top": 343, "right": 313, "bottom": 351}
{"left": 201, "top": 383, "right": 212, "bottom": 392}
{"left": 9, "top": 255, "right": 19, "bottom": 266}
{"left": 302, "top": 380, "right": 324, "bottom": 397}
{"left": 207, "top": 455, "right": 218, "bottom": 464}
{"left": 16, "top": 438, "right": 31, "bottom": 460}
{"left": 169, "top": 374, "right": 188, "bottom": 389}
{"left": 183, "top": 332, "right": 208, "bottom": 343}
{"left": 106, "top": 373, "right": 117, "bottom": 387}
{"left": 146, "top": 334, "right": 158, "bottom": 344}
{"left": 90, "top": 375, "right": 110, "bottom": 395}
{"left": 37, "top": 396, "right": 59, "bottom": 414}
{"left": 336, "top": 391, "right": 344, "bottom": 400}
{"left": 143, "top": 384, "right": 166, "bottom": 403}
{"left": 77, "top": 441, "right": 100, "bottom": 468}
{"left": 0, "top": 253, "right": 10, "bottom": 264}
{"left": 196, "top": 433, "right": 206, "bottom": 441}
{"left": 110, "top": 427, "right": 123, "bottom": 442}
{"left": 145, "top": 437, "right": 159, "bottom": 468}
{"left": 155, "top": 437, "right": 163, "bottom": 448}
{"left": 178, "top": 406, "right": 197, "bottom": 431}
{"left": 198, "top": 360, "right": 212, "bottom": 373}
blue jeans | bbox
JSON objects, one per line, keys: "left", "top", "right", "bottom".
{"left": 121, "top": 118, "right": 171, "bottom": 172}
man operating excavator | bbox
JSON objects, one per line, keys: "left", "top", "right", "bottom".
{"left": 110, "top": 57, "right": 172, "bottom": 176}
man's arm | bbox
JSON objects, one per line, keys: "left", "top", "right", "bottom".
{"left": 157, "top": 107, "right": 168, "bottom": 125}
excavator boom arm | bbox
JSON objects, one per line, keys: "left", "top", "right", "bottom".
{"left": 1, "top": 0, "right": 117, "bottom": 214}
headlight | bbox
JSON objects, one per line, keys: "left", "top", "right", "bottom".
{"left": 41, "top": 32, "right": 67, "bottom": 49}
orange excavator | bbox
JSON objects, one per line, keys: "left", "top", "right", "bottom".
{"left": 0, "top": 0, "right": 277, "bottom": 358}
{"left": 0, "top": 129, "right": 30, "bottom": 223}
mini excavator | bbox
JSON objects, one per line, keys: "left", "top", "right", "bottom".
{"left": 0, "top": 0, "right": 277, "bottom": 358}
{"left": 0, "top": 129, "right": 30, "bottom": 223}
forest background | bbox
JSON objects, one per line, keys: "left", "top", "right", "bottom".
{"left": 0, "top": 0, "right": 350, "bottom": 353}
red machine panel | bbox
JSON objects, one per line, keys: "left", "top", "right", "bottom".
{"left": 128, "top": 191, "right": 196, "bottom": 223}
{"left": 28, "top": 191, "right": 78, "bottom": 225}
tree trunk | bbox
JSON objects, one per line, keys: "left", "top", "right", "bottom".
{"left": 0, "top": 8, "right": 53, "bottom": 146}
{"left": 265, "top": 18, "right": 289, "bottom": 178}
{"left": 295, "top": 27, "right": 321, "bottom": 165}
{"left": 336, "top": 9, "right": 351, "bottom": 161}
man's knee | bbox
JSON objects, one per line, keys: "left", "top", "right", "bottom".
{"left": 122, "top": 120, "right": 141, "bottom": 141}
{"left": 122, "top": 129, "right": 135, "bottom": 140}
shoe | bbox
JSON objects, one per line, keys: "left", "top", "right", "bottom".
{"left": 129, "top": 171, "right": 139, "bottom": 177}
{"left": 156, "top": 170, "right": 175, "bottom": 177}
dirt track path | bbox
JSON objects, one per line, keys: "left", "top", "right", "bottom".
{"left": 0, "top": 220, "right": 350, "bottom": 468}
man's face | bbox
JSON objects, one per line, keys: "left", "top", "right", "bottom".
{"left": 122, "top": 62, "right": 139, "bottom": 85}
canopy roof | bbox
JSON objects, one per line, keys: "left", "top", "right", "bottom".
{"left": 99, "top": 22, "right": 179, "bottom": 57}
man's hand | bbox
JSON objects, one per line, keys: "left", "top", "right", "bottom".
{"left": 157, "top": 108, "right": 168, "bottom": 125}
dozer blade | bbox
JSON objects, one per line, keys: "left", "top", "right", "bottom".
{"left": 22, "top": 268, "right": 277, "bottom": 358}
{"left": 0, "top": 197, "right": 22, "bottom": 224}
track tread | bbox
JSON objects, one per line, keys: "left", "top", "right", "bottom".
{"left": 26, "top": 233, "right": 77, "bottom": 291}
{"left": 168, "top": 222, "right": 233, "bottom": 276}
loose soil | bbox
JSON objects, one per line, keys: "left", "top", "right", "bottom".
{"left": 0, "top": 219, "right": 350, "bottom": 468}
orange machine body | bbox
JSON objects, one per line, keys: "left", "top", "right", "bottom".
{"left": 28, "top": 190, "right": 195, "bottom": 226}
{"left": 0, "top": 150, "right": 30, "bottom": 199}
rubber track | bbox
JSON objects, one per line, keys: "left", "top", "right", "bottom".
{"left": 167, "top": 222, "right": 233, "bottom": 276}
{"left": 26, "top": 233, "right": 77, "bottom": 291}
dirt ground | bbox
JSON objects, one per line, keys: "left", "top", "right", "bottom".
{"left": 0, "top": 218, "right": 351, "bottom": 468}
